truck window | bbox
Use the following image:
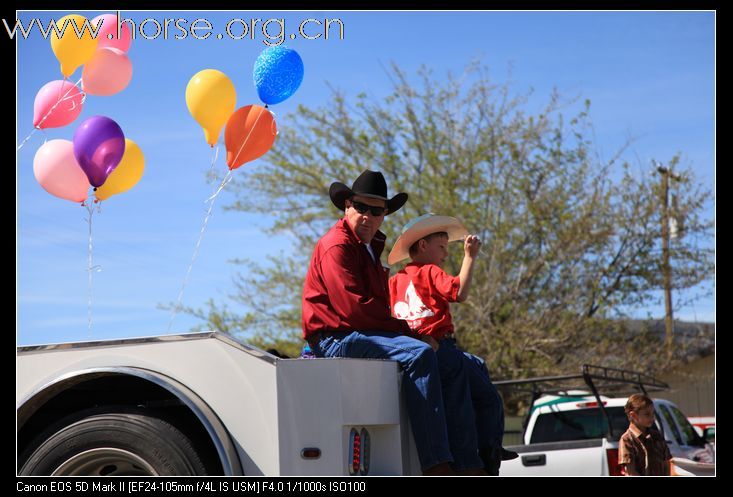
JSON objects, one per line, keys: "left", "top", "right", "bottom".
{"left": 668, "top": 405, "right": 704, "bottom": 447}
{"left": 530, "top": 407, "right": 629, "bottom": 443}
{"left": 659, "top": 405, "right": 682, "bottom": 445}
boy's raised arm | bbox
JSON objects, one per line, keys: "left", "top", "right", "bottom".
{"left": 457, "top": 235, "right": 481, "bottom": 302}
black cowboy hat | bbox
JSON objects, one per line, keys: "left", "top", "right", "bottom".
{"left": 329, "top": 170, "right": 408, "bottom": 215}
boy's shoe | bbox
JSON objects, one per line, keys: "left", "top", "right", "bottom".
{"left": 501, "top": 448, "right": 519, "bottom": 460}
{"left": 479, "top": 446, "right": 517, "bottom": 475}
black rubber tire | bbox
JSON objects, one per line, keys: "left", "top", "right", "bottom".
{"left": 19, "top": 410, "right": 207, "bottom": 475}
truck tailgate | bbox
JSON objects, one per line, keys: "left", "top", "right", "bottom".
{"left": 500, "top": 439, "right": 607, "bottom": 476}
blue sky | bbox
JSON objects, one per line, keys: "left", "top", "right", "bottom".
{"left": 16, "top": 11, "right": 715, "bottom": 346}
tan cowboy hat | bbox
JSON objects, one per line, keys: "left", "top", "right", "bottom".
{"left": 388, "top": 214, "right": 469, "bottom": 265}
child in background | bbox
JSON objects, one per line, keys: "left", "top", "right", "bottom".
{"left": 619, "top": 393, "right": 672, "bottom": 476}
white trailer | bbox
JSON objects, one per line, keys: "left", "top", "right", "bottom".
{"left": 17, "top": 331, "right": 421, "bottom": 476}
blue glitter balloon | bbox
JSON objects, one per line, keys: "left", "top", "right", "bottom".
{"left": 253, "top": 46, "right": 304, "bottom": 105}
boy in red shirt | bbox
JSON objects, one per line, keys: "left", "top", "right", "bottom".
{"left": 388, "top": 214, "right": 517, "bottom": 475}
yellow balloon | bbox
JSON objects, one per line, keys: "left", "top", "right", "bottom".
{"left": 185, "top": 69, "right": 237, "bottom": 146}
{"left": 50, "top": 15, "right": 98, "bottom": 78}
{"left": 95, "top": 139, "right": 144, "bottom": 201}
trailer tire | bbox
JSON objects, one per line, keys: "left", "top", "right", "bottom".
{"left": 19, "top": 411, "right": 207, "bottom": 475}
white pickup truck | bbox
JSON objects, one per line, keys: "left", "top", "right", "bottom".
{"left": 16, "top": 331, "right": 423, "bottom": 476}
{"left": 496, "top": 366, "right": 715, "bottom": 476}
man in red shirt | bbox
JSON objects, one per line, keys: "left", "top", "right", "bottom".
{"left": 302, "top": 170, "right": 456, "bottom": 475}
{"left": 388, "top": 214, "right": 517, "bottom": 475}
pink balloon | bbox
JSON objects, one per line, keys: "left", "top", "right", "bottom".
{"left": 82, "top": 48, "right": 132, "bottom": 96}
{"left": 92, "top": 14, "right": 132, "bottom": 53}
{"left": 33, "top": 80, "right": 84, "bottom": 129}
{"left": 33, "top": 139, "right": 89, "bottom": 203}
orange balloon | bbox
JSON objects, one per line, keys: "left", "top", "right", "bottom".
{"left": 224, "top": 105, "right": 277, "bottom": 170}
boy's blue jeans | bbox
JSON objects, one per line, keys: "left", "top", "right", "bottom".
{"left": 311, "top": 330, "right": 453, "bottom": 471}
{"left": 437, "top": 337, "right": 505, "bottom": 469}
{"left": 462, "top": 348, "right": 505, "bottom": 450}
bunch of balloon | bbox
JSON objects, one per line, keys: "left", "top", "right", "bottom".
{"left": 81, "top": 15, "right": 139, "bottom": 202}
{"left": 32, "top": 115, "right": 129, "bottom": 203}
{"left": 28, "top": 12, "right": 138, "bottom": 338}
{"left": 22, "top": 14, "right": 134, "bottom": 151}
{"left": 22, "top": 14, "right": 96, "bottom": 147}
{"left": 223, "top": 45, "right": 304, "bottom": 171}
{"left": 31, "top": 115, "right": 132, "bottom": 337}
{"left": 170, "top": 47, "right": 303, "bottom": 332}
{"left": 224, "top": 46, "right": 304, "bottom": 169}
{"left": 184, "top": 46, "right": 304, "bottom": 171}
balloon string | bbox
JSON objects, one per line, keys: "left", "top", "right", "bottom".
{"left": 44, "top": 77, "right": 83, "bottom": 127}
{"left": 229, "top": 106, "right": 267, "bottom": 169}
{"left": 83, "top": 198, "right": 101, "bottom": 339}
{"left": 207, "top": 144, "right": 220, "bottom": 184}
{"left": 16, "top": 128, "right": 38, "bottom": 152}
{"left": 267, "top": 109, "right": 280, "bottom": 136}
{"left": 18, "top": 77, "right": 84, "bottom": 152}
{"left": 167, "top": 169, "right": 233, "bottom": 333}
{"left": 206, "top": 168, "right": 234, "bottom": 202}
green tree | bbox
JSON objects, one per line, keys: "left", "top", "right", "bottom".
{"left": 184, "top": 62, "right": 713, "bottom": 375}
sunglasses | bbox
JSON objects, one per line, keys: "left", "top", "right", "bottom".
{"left": 350, "top": 200, "right": 388, "bottom": 216}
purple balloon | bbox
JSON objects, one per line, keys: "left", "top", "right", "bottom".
{"left": 73, "top": 116, "right": 125, "bottom": 187}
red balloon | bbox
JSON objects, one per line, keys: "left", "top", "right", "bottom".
{"left": 224, "top": 105, "right": 277, "bottom": 170}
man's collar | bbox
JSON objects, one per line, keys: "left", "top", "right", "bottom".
{"left": 339, "top": 217, "right": 386, "bottom": 247}
{"left": 372, "top": 230, "right": 386, "bottom": 244}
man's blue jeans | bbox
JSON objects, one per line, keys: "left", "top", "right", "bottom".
{"left": 312, "top": 330, "right": 453, "bottom": 471}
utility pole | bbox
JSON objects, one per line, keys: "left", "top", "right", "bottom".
{"left": 655, "top": 161, "right": 682, "bottom": 360}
